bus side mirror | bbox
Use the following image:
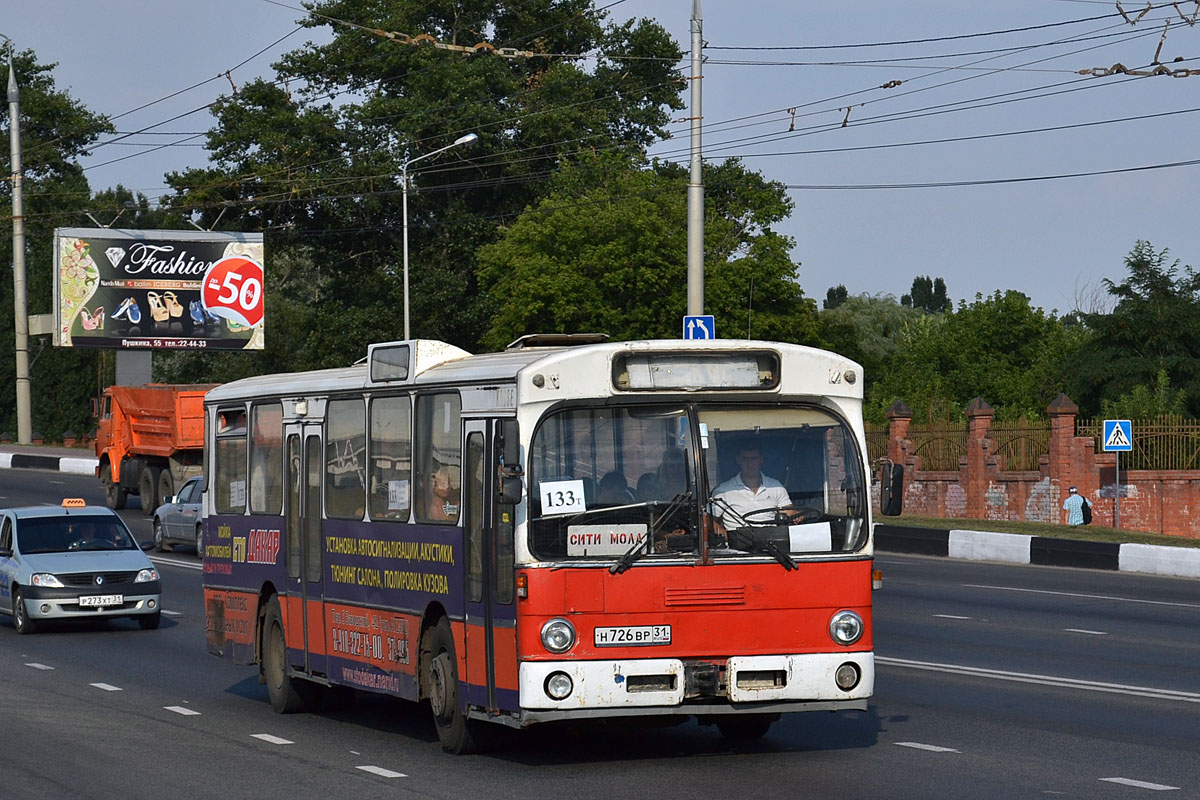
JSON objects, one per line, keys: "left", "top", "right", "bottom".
{"left": 498, "top": 419, "right": 523, "bottom": 504}
{"left": 879, "top": 462, "right": 903, "bottom": 516}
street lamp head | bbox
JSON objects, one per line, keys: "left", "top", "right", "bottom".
{"left": 453, "top": 132, "right": 479, "bottom": 147}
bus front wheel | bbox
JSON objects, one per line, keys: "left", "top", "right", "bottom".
{"left": 425, "top": 618, "right": 480, "bottom": 754}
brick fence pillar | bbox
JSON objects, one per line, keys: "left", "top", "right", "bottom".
{"left": 886, "top": 400, "right": 912, "bottom": 466}
{"left": 965, "top": 397, "right": 995, "bottom": 518}
{"left": 1047, "top": 394, "right": 1081, "bottom": 518}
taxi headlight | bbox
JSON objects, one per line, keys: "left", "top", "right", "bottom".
{"left": 135, "top": 568, "right": 159, "bottom": 583}
{"left": 31, "top": 573, "right": 64, "bottom": 588}
{"left": 829, "top": 610, "right": 864, "bottom": 646}
{"left": 540, "top": 618, "right": 576, "bottom": 654}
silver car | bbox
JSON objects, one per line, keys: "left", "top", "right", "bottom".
{"left": 0, "top": 501, "right": 162, "bottom": 633}
{"left": 152, "top": 475, "right": 203, "bottom": 556}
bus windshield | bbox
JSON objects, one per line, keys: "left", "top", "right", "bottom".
{"left": 527, "top": 404, "right": 867, "bottom": 561}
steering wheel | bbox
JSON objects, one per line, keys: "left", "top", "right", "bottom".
{"left": 740, "top": 505, "right": 823, "bottom": 525}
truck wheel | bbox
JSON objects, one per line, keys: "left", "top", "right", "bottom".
{"left": 157, "top": 470, "right": 175, "bottom": 508}
{"left": 139, "top": 466, "right": 162, "bottom": 515}
{"left": 101, "top": 463, "right": 127, "bottom": 510}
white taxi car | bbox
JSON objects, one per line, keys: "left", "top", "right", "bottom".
{"left": 0, "top": 500, "right": 162, "bottom": 634}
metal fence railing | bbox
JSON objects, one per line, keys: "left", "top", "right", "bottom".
{"left": 988, "top": 420, "right": 1051, "bottom": 471}
{"left": 1078, "top": 415, "right": 1200, "bottom": 470}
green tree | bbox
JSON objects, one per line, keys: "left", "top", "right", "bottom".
{"left": 161, "top": 0, "right": 685, "bottom": 363}
{"left": 818, "top": 293, "right": 918, "bottom": 414}
{"left": 867, "top": 290, "right": 1084, "bottom": 422}
{"left": 1100, "top": 370, "right": 1187, "bottom": 419}
{"left": 476, "top": 153, "right": 819, "bottom": 349}
{"left": 0, "top": 51, "right": 114, "bottom": 439}
{"left": 900, "top": 275, "right": 950, "bottom": 313}
{"left": 824, "top": 284, "right": 848, "bottom": 310}
{"left": 1071, "top": 241, "right": 1200, "bottom": 415}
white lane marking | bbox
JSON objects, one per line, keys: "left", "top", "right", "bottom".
{"left": 1100, "top": 777, "right": 1180, "bottom": 791}
{"left": 26, "top": 663, "right": 54, "bottom": 670}
{"left": 1064, "top": 628, "right": 1107, "bottom": 635}
{"left": 896, "top": 742, "right": 960, "bottom": 753}
{"left": 933, "top": 614, "right": 971, "bottom": 620}
{"left": 964, "top": 584, "right": 1200, "bottom": 610}
{"left": 356, "top": 766, "right": 407, "bottom": 778}
{"left": 252, "top": 734, "right": 294, "bottom": 745}
{"left": 879, "top": 657, "right": 1200, "bottom": 704}
{"left": 90, "top": 683, "right": 122, "bottom": 692}
{"left": 165, "top": 706, "right": 201, "bottom": 716}
{"left": 147, "top": 555, "right": 203, "bottom": 572}
{"left": 162, "top": 610, "right": 183, "bottom": 617}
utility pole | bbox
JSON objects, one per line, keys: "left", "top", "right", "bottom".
{"left": 6, "top": 42, "right": 32, "bottom": 443}
{"left": 686, "top": 0, "right": 704, "bottom": 316}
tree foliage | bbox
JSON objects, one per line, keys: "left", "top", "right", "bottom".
{"left": 476, "top": 154, "right": 818, "bottom": 349}
{"left": 0, "top": 51, "right": 114, "bottom": 438}
{"left": 900, "top": 275, "right": 950, "bottom": 313}
{"left": 160, "top": 0, "right": 684, "bottom": 363}
{"left": 1070, "top": 241, "right": 1200, "bottom": 416}
{"left": 823, "top": 284, "right": 848, "bottom": 310}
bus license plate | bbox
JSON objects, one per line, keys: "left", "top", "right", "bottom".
{"left": 594, "top": 625, "right": 671, "bottom": 647}
{"left": 79, "top": 594, "right": 123, "bottom": 608}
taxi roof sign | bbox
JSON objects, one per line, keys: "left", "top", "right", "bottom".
{"left": 61, "top": 498, "right": 87, "bottom": 507}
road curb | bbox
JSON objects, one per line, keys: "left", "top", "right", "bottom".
{"left": 0, "top": 452, "right": 98, "bottom": 477}
{"left": 876, "top": 524, "right": 1199, "bottom": 580}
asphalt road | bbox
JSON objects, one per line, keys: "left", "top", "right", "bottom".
{"left": 1, "top": 468, "right": 1197, "bottom": 798}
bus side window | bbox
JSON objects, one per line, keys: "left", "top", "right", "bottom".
{"left": 214, "top": 407, "right": 247, "bottom": 514}
{"left": 369, "top": 395, "right": 411, "bottom": 522}
{"left": 415, "top": 392, "right": 461, "bottom": 524}
{"left": 326, "top": 398, "right": 366, "bottom": 519}
{"left": 249, "top": 402, "right": 284, "bottom": 515}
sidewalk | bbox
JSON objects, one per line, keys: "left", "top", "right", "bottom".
{"left": 876, "top": 523, "right": 1200, "bottom": 580}
{"left": 0, "top": 444, "right": 98, "bottom": 476}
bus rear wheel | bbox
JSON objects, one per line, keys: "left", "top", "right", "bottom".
{"left": 262, "top": 596, "right": 314, "bottom": 713}
{"left": 425, "top": 618, "right": 481, "bottom": 754}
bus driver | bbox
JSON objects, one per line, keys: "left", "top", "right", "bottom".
{"left": 712, "top": 444, "right": 796, "bottom": 529}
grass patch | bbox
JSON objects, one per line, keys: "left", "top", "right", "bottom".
{"left": 880, "top": 514, "right": 1200, "bottom": 549}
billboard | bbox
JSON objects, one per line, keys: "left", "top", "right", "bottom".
{"left": 53, "top": 228, "right": 265, "bottom": 351}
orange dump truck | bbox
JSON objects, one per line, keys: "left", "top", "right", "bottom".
{"left": 94, "top": 384, "right": 217, "bottom": 514}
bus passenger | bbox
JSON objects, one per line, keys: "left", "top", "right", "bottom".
{"left": 427, "top": 464, "right": 460, "bottom": 522}
{"left": 597, "top": 471, "right": 635, "bottom": 504}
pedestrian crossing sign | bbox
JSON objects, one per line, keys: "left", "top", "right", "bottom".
{"left": 1102, "top": 419, "right": 1132, "bottom": 452}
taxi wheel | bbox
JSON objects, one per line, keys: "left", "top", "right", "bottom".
{"left": 425, "top": 618, "right": 482, "bottom": 754}
{"left": 153, "top": 520, "right": 172, "bottom": 553}
{"left": 138, "top": 610, "right": 161, "bottom": 630}
{"left": 194, "top": 525, "right": 203, "bottom": 558}
{"left": 262, "top": 596, "right": 313, "bottom": 713}
{"left": 716, "top": 714, "right": 775, "bottom": 740}
{"left": 13, "top": 588, "right": 37, "bottom": 635}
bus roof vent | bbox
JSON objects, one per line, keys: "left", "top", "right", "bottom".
{"left": 367, "top": 339, "right": 473, "bottom": 385}
{"left": 506, "top": 332, "right": 609, "bottom": 351}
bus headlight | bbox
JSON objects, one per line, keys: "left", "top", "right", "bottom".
{"left": 545, "top": 672, "right": 574, "bottom": 700}
{"left": 835, "top": 662, "right": 861, "bottom": 691}
{"left": 540, "top": 618, "right": 576, "bottom": 653}
{"left": 829, "top": 610, "right": 864, "bottom": 646}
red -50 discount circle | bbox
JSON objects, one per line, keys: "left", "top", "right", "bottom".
{"left": 201, "top": 257, "right": 264, "bottom": 328}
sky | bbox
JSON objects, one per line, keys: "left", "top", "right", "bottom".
{"left": 7, "top": 0, "right": 1200, "bottom": 316}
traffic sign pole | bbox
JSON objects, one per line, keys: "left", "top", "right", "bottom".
{"left": 1115, "top": 451, "right": 1120, "bottom": 530}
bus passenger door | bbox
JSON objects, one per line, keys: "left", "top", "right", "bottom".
{"left": 462, "top": 421, "right": 519, "bottom": 714}
{"left": 285, "top": 425, "right": 327, "bottom": 677}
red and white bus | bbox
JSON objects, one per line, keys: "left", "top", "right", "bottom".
{"left": 202, "top": 334, "right": 901, "bottom": 752}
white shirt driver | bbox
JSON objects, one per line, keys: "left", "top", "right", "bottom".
{"left": 713, "top": 473, "right": 791, "bottom": 527}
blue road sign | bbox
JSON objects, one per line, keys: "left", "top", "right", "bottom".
{"left": 1102, "top": 419, "right": 1132, "bottom": 452}
{"left": 682, "top": 314, "right": 715, "bottom": 340}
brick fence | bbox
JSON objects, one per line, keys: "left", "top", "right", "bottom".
{"left": 884, "top": 394, "right": 1200, "bottom": 539}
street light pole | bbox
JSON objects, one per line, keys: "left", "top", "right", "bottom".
{"left": 400, "top": 132, "right": 478, "bottom": 340}
{"left": 5, "top": 37, "right": 32, "bottom": 444}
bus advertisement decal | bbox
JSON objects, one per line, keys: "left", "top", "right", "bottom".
{"left": 325, "top": 602, "right": 418, "bottom": 676}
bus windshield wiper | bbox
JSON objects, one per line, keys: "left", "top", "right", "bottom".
{"left": 712, "top": 496, "right": 797, "bottom": 570}
{"left": 610, "top": 492, "right": 693, "bottom": 574}
{"left": 610, "top": 535, "right": 647, "bottom": 574}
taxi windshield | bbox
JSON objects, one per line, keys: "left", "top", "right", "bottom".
{"left": 17, "top": 515, "right": 138, "bottom": 554}
{"left": 527, "top": 404, "right": 868, "bottom": 561}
